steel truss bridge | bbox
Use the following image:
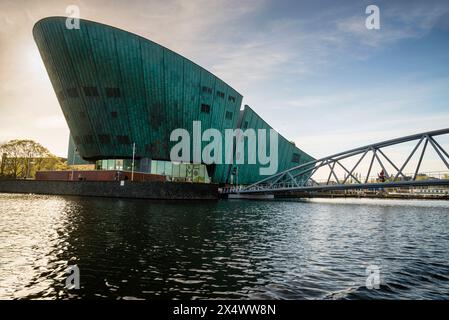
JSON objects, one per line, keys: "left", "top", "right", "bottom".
{"left": 222, "top": 128, "right": 449, "bottom": 195}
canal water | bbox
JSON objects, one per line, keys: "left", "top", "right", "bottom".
{"left": 1, "top": 193, "right": 449, "bottom": 300}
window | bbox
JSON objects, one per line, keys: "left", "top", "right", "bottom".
{"left": 83, "top": 86, "right": 99, "bottom": 97}
{"left": 292, "top": 153, "right": 301, "bottom": 163}
{"left": 107, "top": 159, "right": 116, "bottom": 170}
{"left": 115, "top": 159, "right": 123, "bottom": 171}
{"left": 225, "top": 111, "right": 233, "bottom": 120}
{"left": 217, "top": 91, "right": 225, "bottom": 98}
{"left": 228, "top": 95, "right": 236, "bottom": 103}
{"left": 84, "top": 135, "right": 94, "bottom": 144}
{"left": 99, "top": 134, "right": 110, "bottom": 144}
{"left": 57, "top": 90, "right": 65, "bottom": 101}
{"left": 202, "top": 86, "right": 212, "bottom": 94}
{"left": 67, "top": 88, "right": 79, "bottom": 98}
{"left": 106, "top": 87, "right": 120, "bottom": 98}
{"left": 79, "top": 111, "right": 87, "bottom": 119}
{"left": 243, "top": 121, "right": 249, "bottom": 129}
{"left": 117, "top": 135, "right": 130, "bottom": 145}
{"left": 111, "top": 111, "right": 118, "bottom": 118}
{"left": 201, "top": 104, "right": 211, "bottom": 114}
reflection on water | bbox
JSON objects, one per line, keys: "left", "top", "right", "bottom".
{"left": 1, "top": 193, "right": 449, "bottom": 299}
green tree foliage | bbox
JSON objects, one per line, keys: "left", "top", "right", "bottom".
{"left": 0, "top": 139, "right": 68, "bottom": 179}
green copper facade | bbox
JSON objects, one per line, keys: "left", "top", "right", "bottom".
{"left": 235, "top": 105, "right": 315, "bottom": 184}
{"left": 33, "top": 17, "right": 314, "bottom": 184}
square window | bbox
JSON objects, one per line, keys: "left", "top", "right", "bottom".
{"left": 202, "top": 86, "right": 212, "bottom": 94}
{"left": 225, "top": 111, "right": 233, "bottom": 120}
{"left": 117, "top": 135, "right": 131, "bottom": 145}
{"left": 83, "top": 86, "right": 99, "bottom": 97}
{"left": 111, "top": 111, "right": 118, "bottom": 118}
{"left": 84, "top": 135, "right": 94, "bottom": 144}
{"left": 67, "top": 88, "right": 79, "bottom": 98}
{"left": 57, "top": 90, "right": 65, "bottom": 101}
{"left": 292, "top": 153, "right": 301, "bottom": 163}
{"left": 106, "top": 87, "right": 120, "bottom": 98}
{"left": 99, "top": 134, "right": 110, "bottom": 144}
{"left": 201, "top": 104, "right": 211, "bottom": 113}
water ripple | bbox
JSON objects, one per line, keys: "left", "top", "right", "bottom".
{"left": 1, "top": 194, "right": 449, "bottom": 299}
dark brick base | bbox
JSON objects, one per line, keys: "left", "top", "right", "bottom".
{"left": 0, "top": 180, "right": 218, "bottom": 200}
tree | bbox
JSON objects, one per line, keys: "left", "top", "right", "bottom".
{"left": 0, "top": 139, "right": 67, "bottom": 179}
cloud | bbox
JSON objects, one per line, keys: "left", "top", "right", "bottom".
{"left": 198, "top": 0, "right": 449, "bottom": 92}
{"left": 334, "top": 0, "right": 449, "bottom": 48}
{"left": 0, "top": 0, "right": 448, "bottom": 160}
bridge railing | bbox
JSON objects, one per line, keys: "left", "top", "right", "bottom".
{"left": 283, "top": 170, "right": 449, "bottom": 186}
{"left": 222, "top": 128, "right": 449, "bottom": 194}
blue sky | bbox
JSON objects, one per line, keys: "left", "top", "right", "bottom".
{"left": 0, "top": 0, "right": 448, "bottom": 173}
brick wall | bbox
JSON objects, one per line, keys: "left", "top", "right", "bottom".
{"left": 0, "top": 180, "right": 218, "bottom": 200}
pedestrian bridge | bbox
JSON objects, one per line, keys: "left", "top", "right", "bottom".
{"left": 221, "top": 128, "right": 449, "bottom": 195}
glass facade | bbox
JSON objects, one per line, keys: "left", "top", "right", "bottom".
{"left": 95, "top": 159, "right": 136, "bottom": 171}
{"left": 151, "top": 160, "right": 210, "bottom": 183}
{"left": 95, "top": 159, "right": 211, "bottom": 183}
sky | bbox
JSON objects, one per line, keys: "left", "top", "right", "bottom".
{"left": 0, "top": 0, "right": 449, "bottom": 175}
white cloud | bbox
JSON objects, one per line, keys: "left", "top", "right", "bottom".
{"left": 334, "top": 1, "right": 449, "bottom": 48}
{"left": 1, "top": 0, "right": 449, "bottom": 161}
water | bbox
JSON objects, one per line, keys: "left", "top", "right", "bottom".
{"left": 1, "top": 193, "right": 449, "bottom": 300}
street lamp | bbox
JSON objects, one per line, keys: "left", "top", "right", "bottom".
{"left": 131, "top": 142, "right": 136, "bottom": 181}
{"left": 71, "top": 147, "right": 77, "bottom": 181}
{"left": 25, "top": 159, "right": 35, "bottom": 179}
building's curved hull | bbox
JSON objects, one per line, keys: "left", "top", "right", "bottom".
{"left": 33, "top": 17, "right": 314, "bottom": 184}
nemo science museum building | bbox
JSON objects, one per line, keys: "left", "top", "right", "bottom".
{"left": 33, "top": 17, "right": 314, "bottom": 185}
